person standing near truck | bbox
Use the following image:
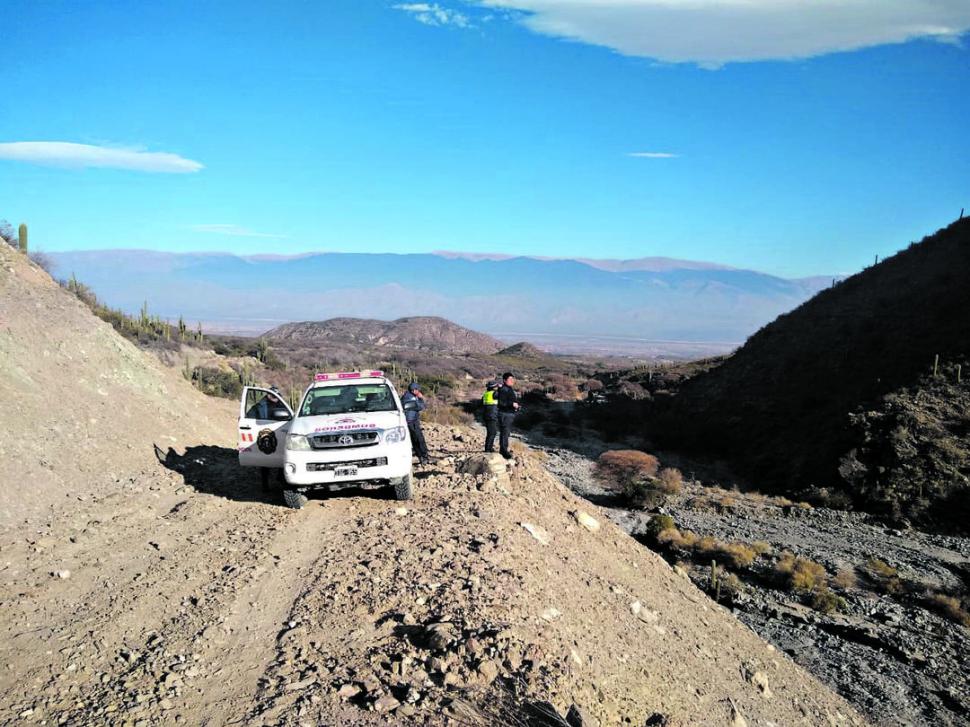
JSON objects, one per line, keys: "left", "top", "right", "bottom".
{"left": 482, "top": 380, "right": 500, "bottom": 452}
{"left": 496, "top": 372, "right": 519, "bottom": 460}
{"left": 401, "top": 382, "right": 431, "bottom": 465}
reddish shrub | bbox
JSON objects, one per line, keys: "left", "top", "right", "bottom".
{"left": 595, "top": 450, "right": 659, "bottom": 488}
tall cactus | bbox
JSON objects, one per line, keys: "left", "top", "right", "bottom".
{"left": 18, "top": 223, "right": 27, "bottom": 253}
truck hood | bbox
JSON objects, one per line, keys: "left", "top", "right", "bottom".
{"left": 288, "top": 410, "right": 405, "bottom": 437}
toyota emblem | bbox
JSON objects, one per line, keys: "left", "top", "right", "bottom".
{"left": 338, "top": 434, "right": 354, "bottom": 446}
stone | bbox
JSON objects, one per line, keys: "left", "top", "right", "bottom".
{"left": 425, "top": 622, "right": 458, "bottom": 651}
{"left": 477, "top": 659, "right": 499, "bottom": 683}
{"left": 285, "top": 677, "right": 316, "bottom": 691}
{"left": 747, "top": 670, "right": 772, "bottom": 699}
{"left": 55, "top": 570, "right": 71, "bottom": 580}
{"left": 521, "top": 522, "right": 551, "bottom": 545}
{"left": 567, "top": 703, "right": 600, "bottom": 727}
{"left": 730, "top": 702, "right": 747, "bottom": 727}
{"left": 337, "top": 683, "right": 361, "bottom": 700}
{"left": 159, "top": 698, "right": 174, "bottom": 711}
{"left": 540, "top": 607, "right": 562, "bottom": 622}
{"left": 574, "top": 511, "right": 601, "bottom": 533}
{"left": 373, "top": 694, "right": 401, "bottom": 713}
{"left": 395, "top": 507, "right": 409, "bottom": 516}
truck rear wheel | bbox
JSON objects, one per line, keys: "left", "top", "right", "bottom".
{"left": 283, "top": 489, "right": 308, "bottom": 510}
{"left": 393, "top": 474, "right": 413, "bottom": 501}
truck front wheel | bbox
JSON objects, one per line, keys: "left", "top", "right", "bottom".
{"left": 283, "top": 489, "right": 308, "bottom": 510}
{"left": 393, "top": 474, "right": 413, "bottom": 501}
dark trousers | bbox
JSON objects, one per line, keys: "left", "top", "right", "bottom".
{"left": 498, "top": 412, "right": 515, "bottom": 455}
{"left": 484, "top": 410, "right": 498, "bottom": 452}
{"left": 408, "top": 419, "right": 429, "bottom": 461}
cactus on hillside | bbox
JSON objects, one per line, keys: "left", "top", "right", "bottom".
{"left": 17, "top": 223, "right": 28, "bottom": 252}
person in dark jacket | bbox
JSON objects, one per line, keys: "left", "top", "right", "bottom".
{"left": 401, "top": 382, "right": 430, "bottom": 464}
{"left": 482, "top": 380, "right": 500, "bottom": 452}
{"left": 496, "top": 372, "right": 519, "bottom": 459}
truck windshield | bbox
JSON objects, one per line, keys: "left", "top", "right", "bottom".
{"left": 299, "top": 383, "right": 398, "bottom": 417}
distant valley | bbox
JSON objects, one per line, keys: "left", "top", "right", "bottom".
{"left": 48, "top": 249, "right": 835, "bottom": 355}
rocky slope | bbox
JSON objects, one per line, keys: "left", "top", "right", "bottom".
{"left": 264, "top": 317, "right": 504, "bottom": 355}
{"left": 661, "top": 218, "right": 970, "bottom": 531}
{"left": 0, "top": 246, "right": 863, "bottom": 725}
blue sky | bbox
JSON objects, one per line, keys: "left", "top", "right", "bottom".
{"left": 1, "top": 0, "right": 968, "bottom": 277}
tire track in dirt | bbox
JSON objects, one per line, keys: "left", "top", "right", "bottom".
{"left": 0, "top": 461, "right": 340, "bottom": 726}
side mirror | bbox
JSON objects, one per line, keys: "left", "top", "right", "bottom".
{"left": 271, "top": 408, "right": 292, "bottom": 421}
{"left": 402, "top": 399, "right": 418, "bottom": 412}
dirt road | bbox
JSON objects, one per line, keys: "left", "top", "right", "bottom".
{"left": 0, "top": 427, "right": 867, "bottom": 726}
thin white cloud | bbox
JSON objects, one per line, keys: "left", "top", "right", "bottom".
{"left": 191, "top": 224, "right": 287, "bottom": 239}
{"left": 475, "top": 1, "right": 970, "bottom": 66}
{"left": 0, "top": 141, "right": 203, "bottom": 173}
{"left": 395, "top": 2, "right": 471, "bottom": 28}
{"left": 628, "top": 151, "right": 679, "bottom": 159}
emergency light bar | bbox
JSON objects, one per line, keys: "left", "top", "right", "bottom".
{"left": 314, "top": 370, "right": 384, "bottom": 382}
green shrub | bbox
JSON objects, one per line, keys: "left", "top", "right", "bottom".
{"left": 645, "top": 515, "right": 675, "bottom": 541}
{"left": 191, "top": 367, "right": 242, "bottom": 399}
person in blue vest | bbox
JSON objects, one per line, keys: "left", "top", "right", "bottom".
{"left": 482, "top": 380, "right": 500, "bottom": 452}
{"left": 401, "top": 382, "right": 431, "bottom": 465}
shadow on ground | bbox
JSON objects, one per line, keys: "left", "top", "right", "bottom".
{"left": 154, "top": 444, "right": 281, "bottom": 505}
{"left": 155, "top": 444, "right": 406, "bottom": 506}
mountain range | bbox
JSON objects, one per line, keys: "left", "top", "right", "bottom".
{"left": 47, "top": 250, "right": 835, "bottom": 353}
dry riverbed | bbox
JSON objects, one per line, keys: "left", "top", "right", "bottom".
{"left": 538, "top": 445, "right": 970, "bottom": 727}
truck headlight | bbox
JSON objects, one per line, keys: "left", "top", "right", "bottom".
{"left": 383, "top": 426, "right": 407, "bottom": 444}
{"left": 286, "top": 434, "right": 311, "bottom": 451}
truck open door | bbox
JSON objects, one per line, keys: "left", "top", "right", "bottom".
{"left": 238, "top": 387, "right": 294, "bottom": 469}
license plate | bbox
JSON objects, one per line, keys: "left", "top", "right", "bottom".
{"left": 334, "top": 466, "right": 358, "bottom": 477}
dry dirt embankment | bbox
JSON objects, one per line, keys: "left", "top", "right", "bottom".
{"left": 0, "top": 243, "right": 234, "bottom": 530}
{"left": 0, "top": 248, "right": 863, "bottom": 725}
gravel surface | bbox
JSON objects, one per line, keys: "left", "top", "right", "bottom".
{"left": 539, "top": 445, "right": 970, "bottom": 727}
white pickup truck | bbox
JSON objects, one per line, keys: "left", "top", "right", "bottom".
{"left": 237, "top": 371, "right": 413, "bottom": 508}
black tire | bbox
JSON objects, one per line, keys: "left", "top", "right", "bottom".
{"left": 283, "top": 489, "right": 308, "bottom": 510}
{"left": 393, "top": 474, "right": 413, "bottom": 501}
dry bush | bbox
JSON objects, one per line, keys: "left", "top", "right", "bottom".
{"left": 595, "top": 450, "right": 665, "bottom": 506}
{"left": 715, "top": 494, "right": 738, "bottom": 511}
{"left": 595, "top": 450, "right": 659, "bottom": 484}
{"left": 656, "top": 527, "right": 693, "bottom": 549}
{"left": 751, "top": 541, "right": 773, "bottom": 556}
{"left": 720, "top": 572, "right": 745, "bottom": 598}
{"left": 864, "top": 558, "right": 904, "bottom": 594}
{"left": 720, "top": 542, "right": 758, "bottom": 569}
{"left": 657, "top": 467, "right": 684, "bottom": 495}
{"left": 810, "top": 587, "right": 847, "bottom": 615}
{"left": 832, "top": 568, "right": 858, "bottom": 591}
{"left": 657, "top": 528, "right": 761, "bottom": 570}
{"left": 423, "top": 402, "right": 474, "bottom": 426}
{"left": 926, "top": 593, "right": 970, "bottom": 627}
{"left": 775, "top": 552, "right": 828, "bottom": 592}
